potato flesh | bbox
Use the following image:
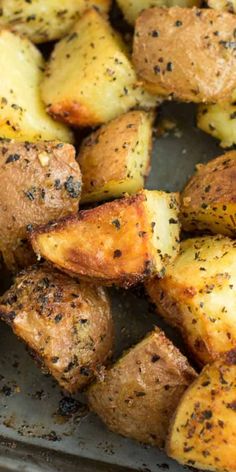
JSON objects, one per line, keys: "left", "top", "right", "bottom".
{"left": 0, "top": 264, "right": 113, "bottom": 393}
{"left": 133, "top": 7, "right": 236, "bottom": 103}
{"left": 41, "top": 9, "right": 159, "bottom": 127}
{"left": 88, "top": 329, "right": 196, "bottom": 447}
{"left": 0, "top": 30, "right": 72, "bottom": 143}
{"left": 31, "top": 190, "right": 180, "bottom": 287}
{"left": 207, "top": 0, "right": 236, "bottom": 13}
{"left": 0, "top": 0, "right": 111, "bottom": 43}
{"left": 167, "top": 350, "right": 236, "bottom": 472}
{"left": 146, "top": 235, "right": 236, "bottom": 365}
{"left": 79, "top": 111, "right": 153, "bottom": 203}
{"left": 181, "top": 152, "right": 236, "bottom": 237}
{"left": 198, "top": 102, "right": 236, "bottom": 148}
{"left": 117, "top": 0, "right": 200, "bottom": 24}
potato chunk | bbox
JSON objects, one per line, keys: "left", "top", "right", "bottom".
{"left": 0, "top": 0, "right": 111, "bottom": 43}
{"left": 117, "top": 0, "right": 200, "bottom": 25}
{"left": 207, "top": 0, "right": 236, "bottom": 13}
{"left": 41, "top": 9, "right": 159, "bottom": 128}
{"left": 146, "top": 235, "right": 236, "bottom": 366}
{"left": 87, "top": 328, "right": 196, "bottom": 448}
{"left": 181, "top": 152, "right": 236, "bottom": 237}
{"left": 31, "top": 190, "right": 180, "bottom": 287}
{"left": 0, "top": 29, "right": 72, "bottom": 143}
{"left": 197, "top": 102, "right": 236, "bottom": 148}
{"left": 167, "top": 349, "right": 236, "bottom": 472}
{"left": 0, "top": 264, "right": 113, "bottom": 393}
{"left": 133, "top": 7, "right": 236, "bottom": 103}
{"left": 0, "top": 140, "right": 81, "bottom": 271}
{"left": 78, "top": 111, "right": 153, "bottom": 203}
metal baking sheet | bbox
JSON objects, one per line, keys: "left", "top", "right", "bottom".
{"left": 0, "top": 102, "right": 221, "bottom": 471}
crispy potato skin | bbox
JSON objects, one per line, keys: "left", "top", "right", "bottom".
{"left": 0, "top": 264, "right": 113, "bottom": 393}
{"left": 181, "top": 152, "right": 236, "bottom": 236}
{"left": 0, "top": 0, "right": 111, "bottom": 43}
{"left": 146, "top": 236, "right": 236, "bottom": 366}
{"left": 117, "top": 0, "right": 200, "bottom": 24}
{"left": 41, "top": 9, "right": 158, "bottom": 128}
{"left": 78, "top": 111, "right": 153, "bottom": 203}
{"left": 133, "top": 7, "right": 236, "bottom": 103}
{"left": 197, "top": 102, "right": 236, "bottom": 148}
{"left": 31, "top": 190, "right": 180, "bottom": 288}
{"left": 0, "top": 29, "right": 73, "bottom": 143}
{"left": 0, "top": 140, "right": 81, "bottom": 271}
{"left": 167, "top": 349, "right": 236, "bottom": 471}
{"left": 87, "top": 328, "right": 196, "bottom": 448}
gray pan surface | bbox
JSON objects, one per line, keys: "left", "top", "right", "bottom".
{"left": 0, "top": 102, "right": 222, "bottom": 471}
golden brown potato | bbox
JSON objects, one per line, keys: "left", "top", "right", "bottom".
{"left": 78, "top": 111, "right": 153, "bottom": 203}
{"left": 0, "top": 0, "right": 111, "bottom": 43}
{"left": 0, "top": 140, "right": 82, "bottom": 271}
{"left": 31, "top": 190, "right": 180, "bottom": 288}
{"left": 117, "top": 0, "right": 200, "bottom": 24}
{"left": 167, "top": 349, "right": 236, "bottom": 472}
{"left": 133, "top": 7, "right": 236, "bottom": 103}
{"left": 181, "top": 152, "right": 236, "bottom": 237}
{"left": 0, "top": 29, "right": 72, "bottom": 143}
{"left": 87, "top": 328, "right": 196, "bottom": 448}
{"left": 0, "top": 264, "right": 113, "bottom": 393}
{"left": 146, "top": 235, "right": 236, "bottom": 366}
{"left": 197, "top": 102, "right": 236, "bottom": 148}
{"left": 41, "top": 9, "right": 160, "bottom": 128}
{"left": 207, "top": 0, "right": 236, "bottom": 13}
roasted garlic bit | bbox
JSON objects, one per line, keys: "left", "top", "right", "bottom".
{"left": 117, "top": 0, "right": 200, "bottom": 25}
{"left": 197, "top": 102, "right": 236, "bottom": 147}
{"left": 87, "top": 328, "right": 196, "bottom": 448}
{"left": 167, "top": 349, "right": 236, "bottom": 472}
{"left": 78, "top": 111, "right": 154, "bottom": 203}
{"left": 0, "top": 29, "right": 72, "bottom": 143}
{"left": 146, "top": 235, "right": 236, "bottom": 366}
{"left": 133, "top": 7, "right": 236, "bottom": 103}
{"left": 41, "top": 9, "right": 159, "bottom": 128}
{"left": 31, "top": 190, "right": 180, "bottom": 287}
{"left": 181, "top": 151, "right": 236, "bottom": 236}
{"left": 0, "top": 140, "right": 81, "bottom": 271}
{"left": 0, "top": 264, "right": 113, "bottom": 393}
{"left": 0, "top": 0, "right": 111, "bottom": 43}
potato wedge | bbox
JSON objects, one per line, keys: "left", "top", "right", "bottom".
{"left": 198, "top": 102, "right": 236, "bottom": 148}
{"left": 207, "top": 0, "right": 236, "bottom": 13}
{"left": 31, "top": 190, "right": 180, "bottom": 288}
{"left": 167, "top": 349, "right": 236, "bottom": 472}
{"left": 0, "top": 29, "right": 72, "bottom": 143}
{"left": 133, "top": 7, "right": 236, "bottom": 103}
{"left": 87, "top": 328, "right": 196, "bottom": 448}
{"left": 146, "top": 235, "right": 236, "bottom": 366}
{"left": 181, "top": 152, "right": 236, "bottom": 237}
{"left": 78, "top": 111, "right": 153, "bottom": 203}
{"left": 0, "top": 0, "right": 111, "bottom": 43}
{"left": 0, "top": 140, "right": 81, "bottom": 271}
{"left": 41, "top": 9, "right": 160, "bottom": 128}
{"left": 117, "top": 0, "right": 200, "bottom": 25}
{"left": 0, "top": 264, "right": 113, "bottom": 393}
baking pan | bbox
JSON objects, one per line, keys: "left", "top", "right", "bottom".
{"left": 0, "top": 102, "right": 221, "bottom": 471}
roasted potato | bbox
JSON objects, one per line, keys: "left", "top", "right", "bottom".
{"left": 167, "top": 349, "right": 236, "bottom": 472}
{"left": 31, "top": 190, "right": 180, "bottom": 288}
{"left": 197, "top": 102, "right": 236, "bottom": 148}
{"left": 133, "top": 7, "right": 236, "bottom": 103}
{"left": 117, "top": 0, "right": 200, "bottom": 25}
{"left": 207, "top": 0, "right": 236, "bottom": 13}
{"left": 0, "top": 264, "right": 113, "bottom": 393}
{"left": 181, "top": 152, "right": 236, "bottom": 237}
{"left": 146, "top": 235, "right": 236, "bottom": 366}
{"left": 41, "top": 9, "right": 160, "bottom": 128}
{"left": 0, "top": 140, "right": 82, "bottom": 271}
{"left": 0, "top": 0, "right": 111, "bottom": 43}
{"left": 87, "top": 328, "right": 196, "bottom": 448}
{"left": 78, "top": 111, "right": 153, "bottom": 203}
{"left": 0, "top": 29, "right": 72, "bottom": 143}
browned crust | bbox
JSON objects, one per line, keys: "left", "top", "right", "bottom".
{"left": 47, "top": 100, "right": 102, "bottom": 127}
